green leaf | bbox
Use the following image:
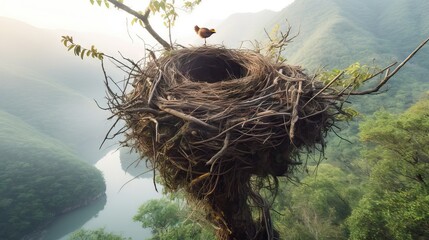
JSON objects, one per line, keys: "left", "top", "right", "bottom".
{"left": 89, "top": 0, "right": 95, "bottom": 5}
{"left": 74, "top": 45, "right": 81, "bottom": 56}
{"left": 159, "top": 1, "right": 166, "bottom": 10}
{"left": 131, "top": 18, "right": 137, "bottom": 25}
{"left": 96, "top": 0, "right": 102, "bottom": 6}
{"left": 104, "top": 0, "right": 109, "bottom": 8}
{"left": 80, "top": 49, "right": 86, "bottom": 59}
{"left": 67, "top": 44, "right": 75, "bottom": 51}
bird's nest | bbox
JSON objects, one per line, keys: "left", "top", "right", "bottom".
{"left": 104, "top": 46, "right": 342, "bottom": 239}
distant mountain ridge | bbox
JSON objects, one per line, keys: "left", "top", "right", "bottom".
{"left": 0, "top": 109, "right": 106, "bottom": 239}
{"left": 272, "top": 0, "right": 429, "bottom": 68}
{"left": 215, "top": 0, "right": 429, "bottom": 113}
{"left": 0, "top": 17, "right": 112, "bottom": 239}
{"left": 0, "top": 16, "right": 113, "bottom": 161}
{"left": 217, "top": 0, "right": 429, "bottom": 69}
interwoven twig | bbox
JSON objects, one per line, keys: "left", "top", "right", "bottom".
{"left": 105, "top": 46, "right": 340, "bottom": 239}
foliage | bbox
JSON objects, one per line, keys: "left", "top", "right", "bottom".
{"left": 133, "top": 198, "right": 181, "bottom": 234}
{"left": 89, "top": 0, "right": 118, "bottom": 8}
{"left": 347, "top": 95, "right": 429, "bottom": 240}
{"left": 68, "top": 228, "right": 131, "bottom": 240}
{"left": 318, "top": 62, "right": 377, "bottom": 122}
{"left": 61, "top": 36, "right": 104, "bottom": 60}
{"left": 133, "top": 197, "right": 215, "bottom": 240}
{"left": 319, "top": 62, "right": 375, "bottom": 89}
{"left": 0, "top": 110, "right": 106, "bottom": 240}
{"left": 274, "top": 164, "right": 363, "bottom": 239}
{"left": 135, "top": 0, "right": 201, "bottom": 27}
{"left": 89, "top": 0, "right": 201, "bottom": 28}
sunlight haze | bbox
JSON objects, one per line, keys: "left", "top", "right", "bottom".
{"left": 0, "top": 0, "right": 294, "bottom": 40}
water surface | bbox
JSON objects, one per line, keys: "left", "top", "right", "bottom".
{"left": 42, "top": 150, "right": 162, "bottom": 239}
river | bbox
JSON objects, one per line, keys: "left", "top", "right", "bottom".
{"left": 40, "top": 150, "right": 163, "bottom": 240}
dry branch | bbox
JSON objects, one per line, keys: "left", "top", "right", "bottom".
{"left": 348, "top": 36, "right": 429, "bottom": 95}
{"left": 106, "top": 0, "right": 172, "bottom": 50}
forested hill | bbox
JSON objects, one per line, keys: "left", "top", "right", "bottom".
{"left": 0, "top": 17, "right": 110, "bottom": 161}
{"left": 217, "top": 0, "right": 429, "bottom": 71}
{"left": 271, "top": 0, "right": 429, "bottom": 69}
{"left": 0, "top": 17, "right": 110, "bottom": 239}
{"left": 217, "top": 0, "right": 429, "bottom": 115}
{"left": 0, "top": 110, "right": 106, "bottom": 239}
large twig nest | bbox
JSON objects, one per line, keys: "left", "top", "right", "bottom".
{"left": 106, "top": 46, "right": 339, "bottom": 239}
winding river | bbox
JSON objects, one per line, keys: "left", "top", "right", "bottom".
{"left": 40, "top": 150, "right": 162, "bottom": 240}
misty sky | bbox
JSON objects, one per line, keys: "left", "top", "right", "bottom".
{"left": 0, "top": 0, "right": 294, "bottom": 40}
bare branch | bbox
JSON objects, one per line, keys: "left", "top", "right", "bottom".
{"left": 106, "top": 0, "right": 172, "bottom": 51}
{"left": 303, "top": 71, "right": 345, "bottom": 107}
{"left": 349, "top": 36, "right": 429, "bottom": 95}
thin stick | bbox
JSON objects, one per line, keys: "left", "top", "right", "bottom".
{"left": 207, "top": 132, "right": 231, "bottom": 169}
{"left": 106, "top": 0, "right": 172, "bottom": 50}
{"left": 303, "top": 71, "right": 344, "bottom": 108}
{"left": 160, "top": 107, "right": 218, "bottom": 131}
{"left": 349, "top": 36, "right": 429, "bottom": 95}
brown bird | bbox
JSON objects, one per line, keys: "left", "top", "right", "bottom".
{"left": 194, "top": 25, "right": 216, "bottom": 45}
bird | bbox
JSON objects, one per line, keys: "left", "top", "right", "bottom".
{"left": 194, "top": 25, "right": 216, "bottom": 45}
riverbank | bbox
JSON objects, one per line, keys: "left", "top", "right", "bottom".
{"left": 22, "top": 193, "right": 107, "bottom": 240}
{"left": 39, "top": 150, "right": 162, "bottom": 240}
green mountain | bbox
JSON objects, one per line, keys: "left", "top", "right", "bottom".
{"left": 271, "top": 0, "right": 429, "bottom": 69}
{"left": 0, "top": 65, "right": 109, "bottom": 161}
{"left": 0, "top": 17, "right": 111, "bottom": 161}
{"left": 0, "top": 110, "right": 105, "bottom": 239}
{"left": 214, "top": 10, "right": 276, "bottom": 48}
{"left": 0, "top": 17, "right": 113, "bottom": 239}
{"left": 217, "top": 0, "right": 429, "bottom": 113}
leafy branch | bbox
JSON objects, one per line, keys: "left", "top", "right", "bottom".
{"left": 319, "top": 62, "right": 376, "bottom": 90}
{"left": 313, "top": 35, "right": 429, "bottom": 99}
{"left": 264, "top": 21, "right": 299, "bottom": 63}
{"left": 89, "top": 0, "right": 118, "bottom": 8}
{"left": 89, "top": 0, "right": 202, "bottom": 51}
{"left": 249, "top": 20, "right": 299, "bottom": 63}
{"left": 61, "top": 36, "right": 104, "bottom": 60}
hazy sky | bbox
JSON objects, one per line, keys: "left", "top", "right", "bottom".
{"left": 0, "top": 0, "right": 294, "bottom": 38}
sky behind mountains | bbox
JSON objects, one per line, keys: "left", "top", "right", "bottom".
{"left": 0, "top": 0, "right": 294, "bottom": 41}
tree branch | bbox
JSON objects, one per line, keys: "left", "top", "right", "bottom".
{"left": 348, "top": 36, "right": 429, "bottom": 95}
{"left": 106, "top": 0, "right": 172, "bottom": 51}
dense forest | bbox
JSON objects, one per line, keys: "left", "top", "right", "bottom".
{"left": 0, "top": 110, "right": 106, "bottom": 239}
{"left": 0, "top": 18, "right": 109, "bottom": 239}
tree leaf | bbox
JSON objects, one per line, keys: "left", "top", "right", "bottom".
{"left": 131, "top": 18, "right": 137, "bottom": 25}
{"left": 74, "top": 45, "right": 81, "bottom": 56}
{"left": 80, "top": 49, "right": 86, "bottom": 59}
{"left": 67, "top": 44, "right": 75, "bottom": 51}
